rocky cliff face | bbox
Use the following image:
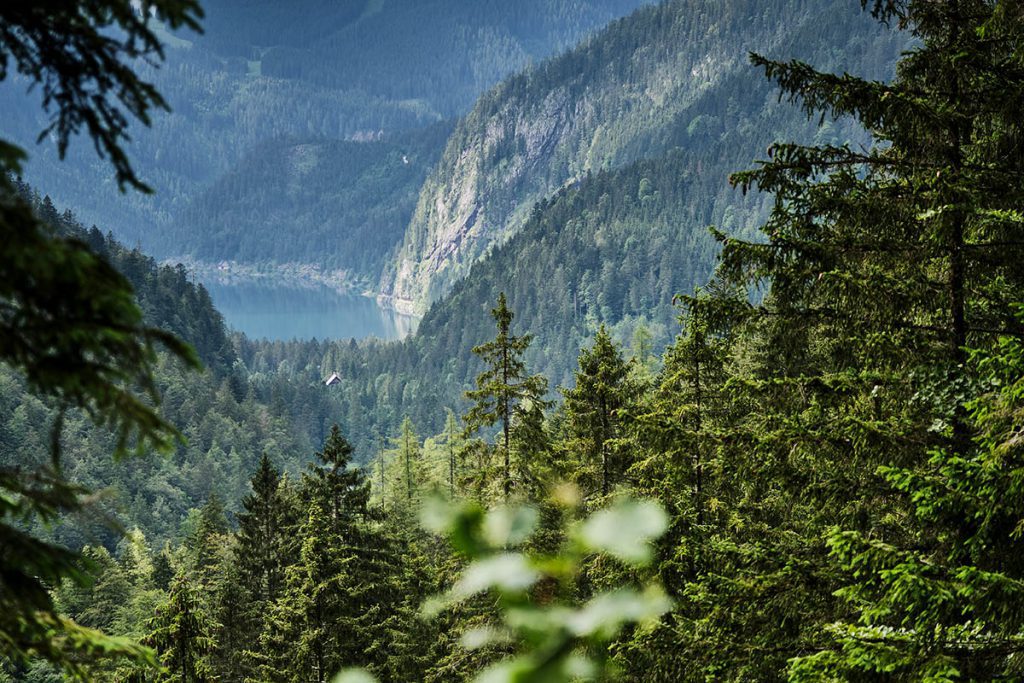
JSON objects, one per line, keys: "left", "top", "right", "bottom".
{"left": 380, "top": 0, "right": 895, "bottom": 313}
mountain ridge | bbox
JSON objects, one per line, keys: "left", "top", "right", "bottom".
{"left": 380, "top": 0, "right": 906, "bottom": 313}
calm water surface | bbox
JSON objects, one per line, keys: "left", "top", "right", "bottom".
{"left": 202, "top": 280, "right": 418, "bottom": 341}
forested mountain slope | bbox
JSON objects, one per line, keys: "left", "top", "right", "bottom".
{"left": 175, "top": 122, "right": 453, "bottom": 280}
{"left": 230, "top": 0, "right": 909, "bottom": 448}
{"left": 203, "top": 0, "right": 656, "bottom": 117}
{"left": 0, "top": 187, "right": 314, "bottom": 549}
{"left": 0, "top": 0, "right": 648, "bottom": 265}
{"left": 382, "top": 0, "right": 906, "bottom": 311}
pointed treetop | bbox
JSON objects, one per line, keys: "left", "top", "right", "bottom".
{"left": 317, "top": 424, "right": 356, "bottom": 472}
{"left": 250, "top": 452, "right": 281, "bottom": 496}
{"left": 493, "top": 292, "right": 513, "bottom": 333}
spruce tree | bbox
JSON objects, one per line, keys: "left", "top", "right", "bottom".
{"left": 562, "top": 326, "right": 639, "bottom": 498}
{"left": 210, "top": 549, "right": 248, "bottom": 681}
{"left": 256, "top": 501, "right": 343, "bottom": 683}
{"left": 613, "top": 293, "right": 741, "bottom": 678}
{"left": 509, "top": 400, "right": 552, "bottom": 502}
{"left": 639, "top": 1, "right": 1024, "bottom": 679}
{"left": 464, "top": 293, "right": 548, "bottom": 500}
{"left": 445, "top": 410, "right": 461, "bottom": 498}
{"left": 222, "top": 455, "right": 295, "bottom": 680}
{"left": 256, "top": 427, "right": 402, "bottom": 681}
{"left": 235, "top": 454, "right": 289, "bottom": 606}
{"left": 257, "top": 496, "right": 396, "bottom": 683}
{"left": 190, "top": 494, "right": 229, "bottom": 583}
{"left": 144, "top": 575, "right": 217, "bottom": 683}
{"left": 305, "top": 424, "right": 368, "bottom": 525}
{"left": 152, "top": 549, "right": 175, "bottom": 592}
{"left": 399, "top": 417, "right": 420, "bottom": 506}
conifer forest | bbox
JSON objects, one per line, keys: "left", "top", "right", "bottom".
{"left": 3, "top": 1, "right": 1024, "bottom": 681}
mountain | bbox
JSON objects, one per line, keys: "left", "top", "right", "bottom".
{"left": 201, "top": 0, "right": 659, "bottom": 118}
{"left": 0, "top": 0, "right": 651, "bottom": 263}
{"left": 173, "top": 122, "right": 453, "bottom": 281}
{"left": 381, "top": 0, "right": 906, "bottom": 312}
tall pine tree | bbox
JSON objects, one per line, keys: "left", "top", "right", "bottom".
{"left": 464, "top": 293, "right": 548, "bottom": 500}
{"left": 144, "top": 575, "right": 217, "bottom": 683}
{"left": 562, "top": 325, "right": 640, "bottom": 498}
{"left": 235, "top": 454, "right": 292, "bottom": 607}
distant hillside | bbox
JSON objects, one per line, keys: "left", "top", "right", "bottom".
{"left": 382, "top": 0, "right": 906, "bottom": 312}
{"left": 9, "top": 181, "right": 236, "bottom": 375}
{"left": 0, "top": 0, "right": 649, "bottom": 262}
{"left": 0, "top": 186, "right": 314, "bottom": 547}
{"left": 172, "top": 122, "right": 453, "bottom": 281}
{"left": 231, "top": 0, "right": 658, "bottom": 118}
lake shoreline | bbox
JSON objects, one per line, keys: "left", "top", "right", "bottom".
{"left": 170, "top": 257, "right": 408, "bottom": 303}
{"left": 174, "top": 260, "right": 421, "bottom": 341}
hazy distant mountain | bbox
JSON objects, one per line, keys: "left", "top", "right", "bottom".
{"left": 0, "top": 0, "right": 650, "bottom": 258}
{"left": 173, "top": 122, "right": 453, "bottom": 282}
{"left": 198, "top": 0, "right": 657, "bottom": 117}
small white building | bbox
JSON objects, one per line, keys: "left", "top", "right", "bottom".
{"left": 324, "top": 372, "right": 342, "bottom": 387}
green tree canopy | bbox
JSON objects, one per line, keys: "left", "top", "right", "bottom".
{"left": 0, "top": 0, "right": 203, "bottom": 672}
{"left": 464, "top": 293, "right": 548, "bottom": 500}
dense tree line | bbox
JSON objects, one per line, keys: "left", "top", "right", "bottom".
{"left": 0, "top": 190, "right": 317, "bottom": 553}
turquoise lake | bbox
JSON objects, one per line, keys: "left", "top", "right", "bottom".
{"left": 202, "top": 280, "right": 418, "bottom": 341}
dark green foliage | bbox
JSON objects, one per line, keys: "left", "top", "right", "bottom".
{"left": 190, "top": 494, "right": 229, "bottom": 580}
{"left": 464, "top": 294, "right": 549, "bottom": 500}
{"left": 0, "top": 0, "right": 202, "bottom": 191}
{"left": 0, "top": 191, "right": 311, "bottom": 550}
{"left": 235, "top": 454, "right": 292, "bottom": 605}
{"left": 606, "top": 1, "right": 1024, "bottom": 680}
{"left": 796, "top": 320, "right": 1024, "bottom": 680}
{"left": 255, "top": 500, "right": 348, "bottom": 683}
{"left": 0, "top": 0, "right": 203, "bottom": 673}
{"left": 304, "top": 424, "right": 368, "bottom": 522}
{"left": 230, "top": 459, "right": 302, "bottom": 679}
{"left": 561, "top": 326, "right": 639, "bottom": 497}
{"left": 145, "top": 576, "right": 217, "bottom": 682}
{"left": 250, "top": 427, "right": 416, "bottom": 682}
{"left": 153, "top": 552, "right": 175, "bottom": 592}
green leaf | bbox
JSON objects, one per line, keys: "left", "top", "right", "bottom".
{"left": 455, "top": 553, "right": 540, "bottom": 598}
{"left": 332, "top": 668, "right": 379, "bottom": 683}
{"left": 0, "top": 141, "right": 26, "bottom": 174}
{"left": 421, "top": 495, "right": 486, "bottom": 557}
{"left": 484, "top": 505, "right": 539, "bottom": 547}
{"left": 576, "top": 499, "right": 668, "bottom": 564}
{"left": 474, "top": 660, "right": 529, "bottom": 683}
{"left": 566, "top": 587, "right": 672, "bottom": 639}
{"left": 420, "top": 494, "right": 461, "bottom": 535}
{"left": 461, "top": 625, "right": 509, "bottom": 650}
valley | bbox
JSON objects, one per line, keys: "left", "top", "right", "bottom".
{"left": 4, "top": 1, "right": 1019, "bottom": 682}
